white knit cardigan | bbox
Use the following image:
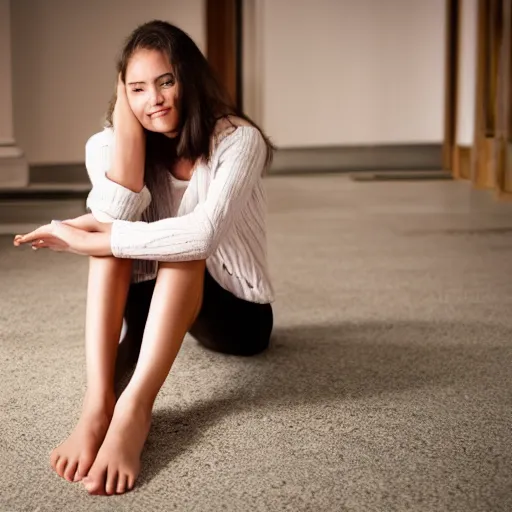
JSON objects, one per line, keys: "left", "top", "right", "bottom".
{"left": 85, "top": 118, "right": 275, "bottom": 304}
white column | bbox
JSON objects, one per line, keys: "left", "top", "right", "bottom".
{"left": 0, "top": 0, "right": 28, "bottom": 188}
{"left": 456, "top": 0, "right": 478, "bottom": 146}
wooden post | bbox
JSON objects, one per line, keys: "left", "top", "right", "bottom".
{"left": 206, "top": 0, "right": 242, "bottom": 109}
{"left": 496, "top": 0, "right": 512, "bottom": 197}
{"left": 472, "top": 0, "right": 501, "bottom": 189}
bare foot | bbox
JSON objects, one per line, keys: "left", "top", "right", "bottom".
{"left": 50, "top": 391, "right": 116, "bottom": 482}
{"left": 81, "top": 394, "right": 152, "bottom": 495}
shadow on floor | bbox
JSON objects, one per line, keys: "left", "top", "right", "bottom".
{"left": 136, "top": 319, "right": 512, "bottom": 486}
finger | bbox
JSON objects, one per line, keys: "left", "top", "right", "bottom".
{"left": 117, "top": 72, "right": 126, "bottom": 92}
{"left": 31, "top": 240, "right": 46, "bottom": 250}
{"left": 14, "top": 225, "right": 53, "bottom": 245}
{"left": 51, "top": 218, "right": 108, "bottom": 257}
{"left": 32, "top": 239, "right": 66, "bottom": 251}
{"left": 32, "top": 234, "right": 63, "bottom": 245}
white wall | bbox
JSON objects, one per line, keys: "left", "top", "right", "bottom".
{"left": 456, "top": 0, "right": 477, "bottom": 146}
{"left": 249, "top": 0, "right": 446, "bottom": 147}
{"left": 0, "top": 0, "right": 14, "bottom": 144}
{"left": 11, "top": 0, "right": 205, "bottom": 165}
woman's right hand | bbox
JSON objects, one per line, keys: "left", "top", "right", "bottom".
{"left": 108, "top": 74, "right": 146, "bottom": 193}
{"left": 112, "top": 73, "right": 144, "bottom": 137}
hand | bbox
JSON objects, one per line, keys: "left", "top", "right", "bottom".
{"left": 110, "top": 73, "right": 146, "bottom": 193}
{"left": 113, "top": 73, "right": 144, "bottom": 137}
{"left": 13, "top": 214, "right": 113, "bottom": 257}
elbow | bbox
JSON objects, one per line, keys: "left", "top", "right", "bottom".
{"left": 197, "top": 224, "right": 218, "bottom": 259}
{"left": 85, "top": 184, "right": 152, "bottom": 222}
{"left": 199, "top": 234, "right": 216, "bottom": 259}
{"left": 86, "top": 206, "right": 116, "bottom": 223}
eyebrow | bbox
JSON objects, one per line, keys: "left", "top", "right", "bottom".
{"left": 127, "top": 72, "right": 174, "bottom": 86}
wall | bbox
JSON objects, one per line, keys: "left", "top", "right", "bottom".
{"left": 11, "top": 0, "right": 448, "bottom": 163}
{"left": 0, "top": 0, "right": 14, "bottom": 144}
{"left": 456, "top": 0, "right": 477, "bottom": 146}
{"left": 247, "top": 0, "right": 446, "bottom": 148}
{"left": 11, "top": 0, "right": 205, "bottom": 165}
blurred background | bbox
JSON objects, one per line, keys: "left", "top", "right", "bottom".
{"left": 1, "top": 0, "right": 511, "bottom": 210}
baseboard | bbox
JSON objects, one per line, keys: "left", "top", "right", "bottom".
{"left": 350, "top": 170, "right": 452, "bottom": 182}
{"left": 29, "top": 143, "right": 443, "bottom": 181}
{"left": 30, "top": 163, "right": 89, "bottom": 184}
{"left": 0, "top": 199, "right": 87, "bottom": 224}
{"left": 269, "top": 143, "right": 443, "bottom": 174}
{"left": 452, "top": 145, "right": 472, "bottom": 180}
{"left": 0, "top": 145, "right": 29, "bottom": 188}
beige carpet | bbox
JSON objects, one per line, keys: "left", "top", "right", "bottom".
{"left": 1, "top": 175, "right": 511, "bottom": 511}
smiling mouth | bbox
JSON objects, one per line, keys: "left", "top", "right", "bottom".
{"left": 149, "top": 108, "right": 171, "bottom": 118}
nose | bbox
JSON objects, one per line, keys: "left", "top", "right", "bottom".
{"left": 150, "top": 88, "right": 164, "bottom": 106}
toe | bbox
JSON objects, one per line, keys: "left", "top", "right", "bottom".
{"left": 82, "top": 478, "right": 103, "bottom": 496}
{"left": 127, "top": 473, "right": 136, "bottom": 491}
{"left": 64, "top": 460, "right": 78, "bottom": 482}
{"left": 116, "top": 473, "right": 127, "bottom": 494}
{"left": 82, "top": 468, "right": 107, "bottom": 496}
{"left": 50, "top": 451, "right": 60, "bottom": 471}
{"left": 105, "top": 469, "right": 118, "bottom": 496}
{"left": 76, "top": 455, "right": 95, "bottom": 482}
{"left": 56, "top": 457, "right": 68, "bottom": 478}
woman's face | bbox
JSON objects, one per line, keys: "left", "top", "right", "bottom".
{"left": 125, "top": 48, "right": 180, "bottom": 137}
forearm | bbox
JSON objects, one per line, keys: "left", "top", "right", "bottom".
{"left": 108, "top": 130, "right": 146, "bottom": 193}
{"left": 85, "top": 129, "right": 151, "bottom": 222}
{"left": 111, "top": 208, "right": 214, "bottom": 262}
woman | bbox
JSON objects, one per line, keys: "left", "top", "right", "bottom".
{"left": 14, "top": 20, "right": 275, "bottom": 496}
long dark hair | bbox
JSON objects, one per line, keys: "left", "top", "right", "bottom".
{"left": 105, "top": 20, "right": 274, "bottom": 173}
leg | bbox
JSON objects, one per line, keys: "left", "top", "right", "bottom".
{"left": 50, "top": 256, "right": 132, "bottom": 483}
{"left": 190, "top": 270, "right": 273, "bottom": 356}
{"left": 82, "top": 259, "right": 206, "bottom": 495}
{"left": 114, "top": 278, "right": 155, "bottom": 398}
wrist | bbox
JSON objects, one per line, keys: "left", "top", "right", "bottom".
{"left": 114, "top": 126, "right": 145, "bottom": 143}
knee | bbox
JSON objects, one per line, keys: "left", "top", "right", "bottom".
{"left": 88, "top": 254, "right": 133, "bottom": 277}
{"left": 158, "top": 259, "right": 206, "bottom": 273}
{"left": 158, "top": 259, "right": 206, "bottom": 269}
{"left": 155, "top": 259, "right": 206, "bottom": 301}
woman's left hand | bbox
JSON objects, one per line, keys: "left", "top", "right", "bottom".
{"left": 13, "top": 216, "right": 113, "bottom": 257}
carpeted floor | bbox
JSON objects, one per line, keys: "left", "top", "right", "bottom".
{"left": 1, "top": 175, "right": 511, "bottom": 511}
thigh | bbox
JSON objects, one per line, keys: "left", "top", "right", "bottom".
{"left": 189, "top": 270, "right": 273, "bottom": 356}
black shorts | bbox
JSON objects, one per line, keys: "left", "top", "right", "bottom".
{"left": 122, "top": 269, "right": 273, "bottom": 357}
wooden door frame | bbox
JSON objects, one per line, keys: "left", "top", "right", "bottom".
{"left": 206, "top": 0, "right": 243, "bottom": 110}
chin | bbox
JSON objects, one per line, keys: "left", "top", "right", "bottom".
{"left": 151, "top": 121, "right": 177, "bottom": 132}
{"left": 144, "top": 124, "right": 176, "bottom": 135}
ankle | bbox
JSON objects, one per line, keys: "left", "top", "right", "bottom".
{"left": 83, "top": 388, "right": 116, "bottom": 413}
{"left": 117, "top": 388, "right": 155, "bottom": 417}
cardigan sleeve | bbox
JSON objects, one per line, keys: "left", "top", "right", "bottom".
{"left": 110, "top": 126, "right": 267, "bottom": 261}
{"left": 85, "top": 128, "right": 152, "bottom": 222}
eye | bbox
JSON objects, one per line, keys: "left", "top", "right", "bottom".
{"left": 162, "top": 80, "right": 174, "bottom": 88}
{"left": 131, "top": 87, "right": 143, "bottom": 93}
